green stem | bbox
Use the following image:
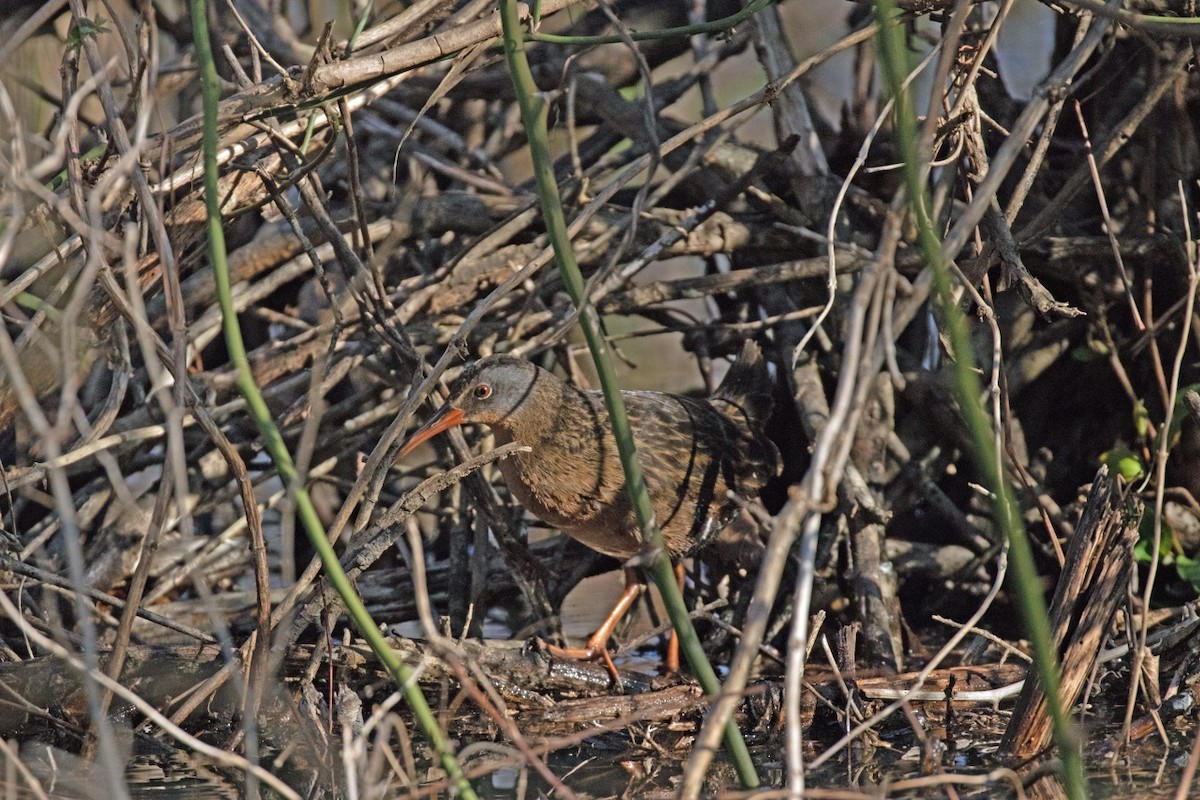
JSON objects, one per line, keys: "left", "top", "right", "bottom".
{"left": 875, "top": 4, "right": 1085, "bottom": 798}
{"left": 499, "top": 0, "right": 759, "bottom": 789}
{"left": 189, "top": 3, "right": 476, "bottom": 797}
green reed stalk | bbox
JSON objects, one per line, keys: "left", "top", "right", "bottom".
{"left": 189, "top": 3, "right": 477, "bottom": 796}
{"left": 499, "top": 0, "right": 760, "bottom": 789}
{"left": 875, "top": 3, "right": 1086, "bottom": 797}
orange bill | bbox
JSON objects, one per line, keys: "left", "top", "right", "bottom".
{"left": 398, "top": 405, "right": 466, "bottom": 457}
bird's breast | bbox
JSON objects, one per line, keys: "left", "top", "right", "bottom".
{"left": 493, "top": 441, "right": 645, "bottom": 558}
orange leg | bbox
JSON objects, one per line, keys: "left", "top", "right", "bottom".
{"left": 546, "top": 568, "right": 643, "bottom": 683}
{"left": 664, "top": 561, "right": 685, "bottom": 674}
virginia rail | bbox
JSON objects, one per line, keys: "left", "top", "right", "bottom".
{"left": 398, "top": 341, "right": 779, "bottom": 677}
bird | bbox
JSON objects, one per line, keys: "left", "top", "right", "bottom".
{"left": 398, "top": 341, "right": 779, "bottom": 679}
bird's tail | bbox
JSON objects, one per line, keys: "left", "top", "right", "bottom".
{"left": 713, "top": 340, "right": 774, "bottom": 428}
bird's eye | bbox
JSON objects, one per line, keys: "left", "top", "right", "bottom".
{"left": 473, "top": 383, "right": 492, "bottom": 400}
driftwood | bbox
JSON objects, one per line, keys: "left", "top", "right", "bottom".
{"left": 1001, "top": 467, "right": 1141, "bottom": 757}
{"left": 0, "top": 631, "right": 1037, "bottom": 755}
{"left": 0, "top": 637, "right": 733, "bottom": 741}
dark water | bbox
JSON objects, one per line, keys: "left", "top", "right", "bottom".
{"left": 5, "top": 739, "right": 1190, "bottom": 799}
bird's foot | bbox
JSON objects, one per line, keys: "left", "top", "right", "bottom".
{"left": 532, "top": 568, "right": 644, "bottom": 690}
{"left": 542, "top": 640, "right": 624, "bottom": 690}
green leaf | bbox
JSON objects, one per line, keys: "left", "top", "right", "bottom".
{"left": 67, "top": 15, "right": 109, "bottom": 53}
{"left": 1175, "top": 553, "right": 1200, "bottom": 589}
{"left": 1166, "top": 383, "right": 1200, "bottom": 445}
{"left": 1101, "top": 447, "right": 1145, "bottom": 481}
{"left": 1133, "top": 398, "right": 1150, "bottom": 440}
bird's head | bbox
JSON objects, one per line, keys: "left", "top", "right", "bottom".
{"left": 398, "top": 356, "right": 545, "bottom": 456}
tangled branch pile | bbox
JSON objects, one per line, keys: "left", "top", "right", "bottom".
{"left": 1, "top": 0, "right": 1199, "bottom": 795}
